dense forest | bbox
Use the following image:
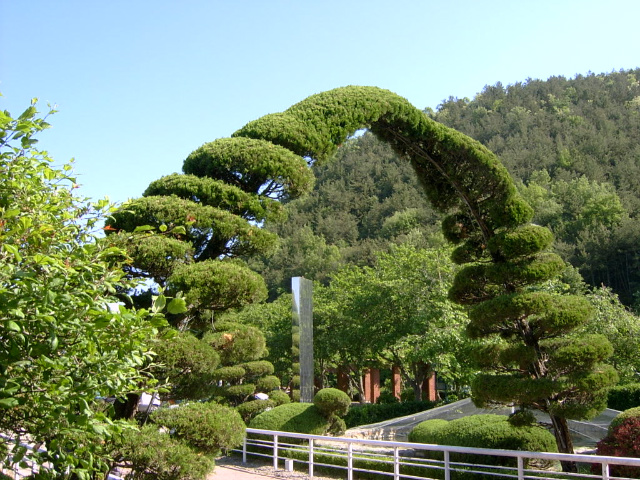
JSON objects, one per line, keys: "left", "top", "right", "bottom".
{"left": 252, "top": 68, "right": 640, "bottom": 307}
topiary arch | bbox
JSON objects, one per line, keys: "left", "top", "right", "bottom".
{"left": 211, "top": 86, "right": 615, "bottom": 464}
{"left": 109, "top": 86, "right": 616, "bottom": 468}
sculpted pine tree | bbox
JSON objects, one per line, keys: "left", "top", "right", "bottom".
{"left": 109, "top": 87, "right": 616, "bottom": 469}
{"left": 106, "top": 134, "right": 314, "bottom": 409}
{"left": 210, "top": 86, "right": 613, "bottom": 470}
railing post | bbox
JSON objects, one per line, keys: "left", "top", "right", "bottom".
{"left": 444, "top": 450, "right": 450, "bottom": 480}
{"left": 394, "top": 446, "right": 400, "bottom": 480}
{"left": 309, "top": 438, "right": 314, "bottom": 478}
{"left": 348, "top": 442, "right": 353, "bottom": 480}
{"left": 602, "top": 462, "right": 610, "bottom": 480}
{"left": 517, "top": 456, "right": 524, "bottom": 480}
{"left": 242, "top": 436, "right": 247, "bottom": 464}
{"left": 273, "top": 434, "right": 278, "bottom": 470}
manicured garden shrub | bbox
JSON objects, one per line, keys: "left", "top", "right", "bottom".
{"left": 408, "top": 415, "right": 557, "bottom": 467}
{"left": 314, "top": 388, "right": 351, "bottom": 417}
{"left": 248, "top": 402, "right": 329, "bottom": 435}
{"left": 407, "top": 419, "right": 450, "bottom": 443}
{"left": 256, "top": 375, "right": 281, "bottom": 392}
{"left": 237, "top": 399, "right": 276, "bottom": 423}
{"left": 249, "top": 389, "right": 352, "bottom": 436}
{"left": 608, "top": 406, "right": 640, "bottom": 433}
{"left": 268, "top": 389, "right": 291, "bottom": 406}
{"left": 595, "top": 416, "right": 640, "bottom": 478}
{"left": 345, "top": 400, "right": 438, "bottom": 428}
{"left": 150, "top": 402, "right": 245, "bottom": 455}
{"left": 113, "top": 424, "right": 214, "bottom": 480}
{"left": 608, "top": 383, "right": 640, "bottom": 411}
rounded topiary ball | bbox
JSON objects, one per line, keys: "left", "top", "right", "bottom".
{"left": 314, "top": 388, "right": 351, "bottom": 418}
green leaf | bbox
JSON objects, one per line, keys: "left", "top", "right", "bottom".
{"left": 5, "top": 320, "right": 21, "bottom": 332}
{"left": 152, "top": 294, "right": 166, "bottom": 312}
{"left": 0, "top": 397, "right": 19, "bottom": 408}
{"left": 167, "top": 297, "right": 187, "bottom": 314}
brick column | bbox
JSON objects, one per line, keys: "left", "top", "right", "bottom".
{"left": 421, "top": 371, "right": 437, "bottom": 401}
{"left": 370, "top": 368, "right": 380, "bottom": 403}
{"left": 392, "top": 366, "right": 402, "bottom": 400}
{"left": 363, "top": 368, "right": 381, "bottom": 403}
{"left": 337, "top": 366, "right": 349, "bottom": 393}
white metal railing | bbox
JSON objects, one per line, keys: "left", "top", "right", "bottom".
{"left": 241, "top": 428, "right": 640, "bottom": 480}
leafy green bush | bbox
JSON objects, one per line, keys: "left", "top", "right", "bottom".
{"left": 268, "top": 389, "right": 291, "bottom": 406}
{"left": 150, "top": 402, "right": 245, "bottom": 455}
{"left": 408, "top": 415, "right": 557, "bottom": 467}
{"left": 345, "top": 400, "right": 438, "bottom": 428}
{"left": 407, "top": 419, "right": 450, "bottom": 442}
{"left": 256, "top": 375, "right": 281, "bottom": 392}
{"left": 608, "top": 383, "right": 640, "bottom": 411}
{"left": 314, "top": 388, "right": 351, "bottom": 417}
{"left": 113, "top": 424, "right": 214, "bottom": 480}
{"left": 237, "top": 399, "right": 276, "bottom": 423}
{"left": 248, "top": 402, "right": 329, "bottom": 435}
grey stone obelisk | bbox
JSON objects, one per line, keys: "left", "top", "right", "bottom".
{"left": 292, "top": 277, "right": 314, "bottom": 403}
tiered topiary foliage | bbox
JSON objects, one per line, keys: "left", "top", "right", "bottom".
{"left": 231, "top": 87, "right": 617, "bottom": 468}
{"left": 109, "top": 86, "right": 616, "bottom": 468}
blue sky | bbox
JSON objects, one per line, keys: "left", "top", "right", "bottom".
{"left": 2, "top": 0, "right": 639, "bottom": 204}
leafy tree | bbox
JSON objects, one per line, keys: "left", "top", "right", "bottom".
{"left": 314, "top": 244, "right": 471, "bottom": 401}
{"left": 582, "top": 287, "right": 640, "bottom": 383}
{"left": 0, "top": 99, "right": 163, "bottom": 478}
{"left": 519, "top": 170, "right": 634, "bottom": 292}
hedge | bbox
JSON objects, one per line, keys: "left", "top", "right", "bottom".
{"left": 608, "top": 383, "right": 640, "bottom": 411}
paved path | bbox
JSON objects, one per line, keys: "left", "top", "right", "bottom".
{"left": 209, "top": 465, "right": 281, "bottom": 479}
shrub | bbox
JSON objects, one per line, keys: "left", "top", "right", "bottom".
{"left": 407, "top": 419, "right": 449, "bottom": 443}
{"left": 113, "top": 425, "right": 214, "bottom": 480}
{"left": 345, "top": 400, "right": 438, "bottom": 428}
{"left": 268, "top": 389, "right": 291, "bottom": 406}
{"left": 608, "top": 406, "right": 640, "bottom": 433}
{"left": 408, "top": 415, "right": 557, "bottom": 467}
{"left": 150, "top": 402, "right": 245, "bottom": 455}
{"left": 237, "top": 399, "right": 276, "bottom": 423}
{"left": 242, "top": 360, "right": 275, "bottom": 378}
{"left": 608, "top": 383, "right": 640, "bottom": 411}
{"left": 595, "top": 416, "right": 640, "bottom": 478}
{"left": 314, "top": 388, "right": 351, "bottom": 417}
{"left": 249, "top": 403, "right": 329, "bottom": 435}
{"left": 256, "top": 375, "right": 281, "bottom": 392}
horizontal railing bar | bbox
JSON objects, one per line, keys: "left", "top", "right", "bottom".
{"left": 246, "top": 428, "right": 640, "bottom": 467}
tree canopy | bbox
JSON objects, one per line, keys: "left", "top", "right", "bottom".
{"left": 0, "top": 100, "right": 163, "bottom": 478}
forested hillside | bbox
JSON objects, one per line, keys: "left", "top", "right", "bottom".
{"left": 254, "top": 69, "right": 640, "bottom": 305}
{"left": 431, "top": 69, "right": 640, "bottom": 303}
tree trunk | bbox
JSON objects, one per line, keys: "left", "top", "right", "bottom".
{"left": 113, "top": 393, "right": 140, "bottom": 420}
{"left": 549, "top": 413, "right": 577, "bottom": 473}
